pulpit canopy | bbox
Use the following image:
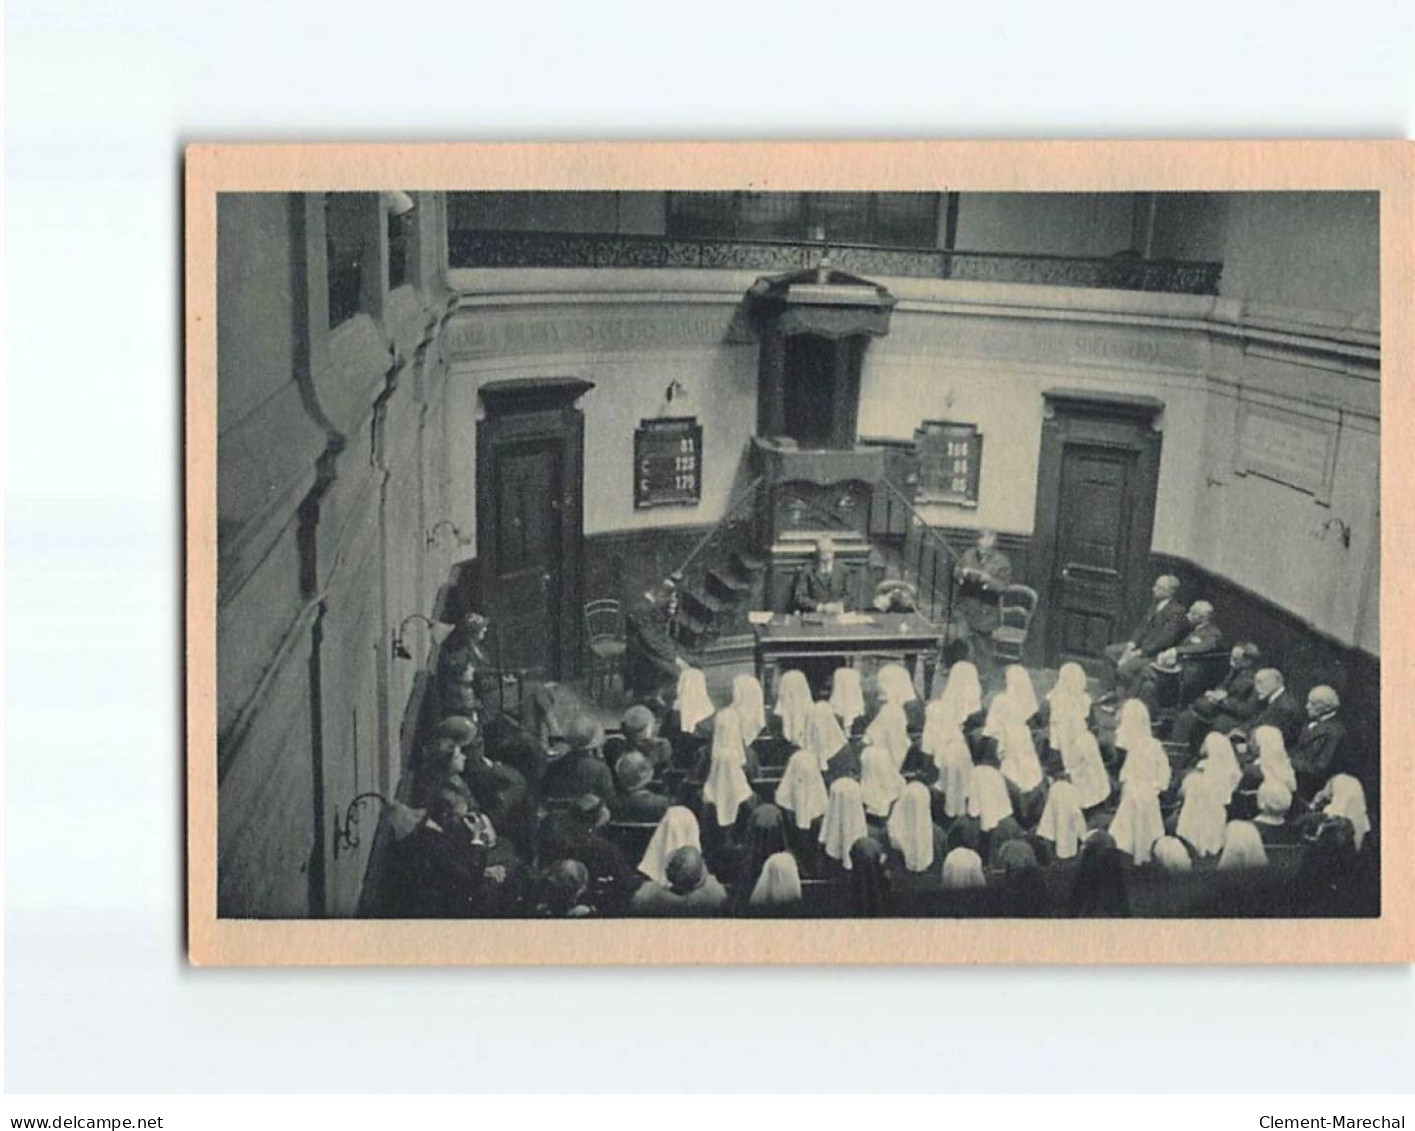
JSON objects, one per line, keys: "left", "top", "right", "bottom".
{"left": 746, "top": 267, "right": 896, "bottom": 340}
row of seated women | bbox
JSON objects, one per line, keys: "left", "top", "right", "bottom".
{"left": 382, "top": 659, "right": 1376, "bottom": 919}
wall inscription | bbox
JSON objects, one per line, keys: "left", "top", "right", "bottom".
{"left": 1232, "top": 401, "right": 1339, "bottom": 505}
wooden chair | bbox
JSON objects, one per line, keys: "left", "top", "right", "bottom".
{"left": 991, "top": 584, "right": 1039, "bottom": 664}
{"left": 584, "top": 598, "right": 627, "bottom": 704}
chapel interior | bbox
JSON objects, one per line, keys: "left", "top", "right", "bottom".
{"left": 215, "top": 188, "right": 1381, "bottom": 919}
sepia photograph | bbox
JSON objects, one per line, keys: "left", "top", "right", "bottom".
{"left": 187, "top": 143, "right": 1410, "bottom": 964}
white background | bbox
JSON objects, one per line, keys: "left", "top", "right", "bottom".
{"left": 5, "top": 0, "right": 1415, "bottom": 1095}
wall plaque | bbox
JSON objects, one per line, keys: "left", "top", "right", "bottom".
{"left": 1232, "top": 401, "right": 1339, "bottom": 505}
{"left": 635, "top": 416, "right": 703, "bottom": 509}
{"left": 914, "top": 420, "right": 982, "bottom": 507}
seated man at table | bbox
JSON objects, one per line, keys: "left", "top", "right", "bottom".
{"left": 792, "top": 536, "right": 852, "bottom": 615}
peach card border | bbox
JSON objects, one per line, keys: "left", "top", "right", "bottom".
{"left": 185, "top": 140, "right": 1415, "bottom": 966}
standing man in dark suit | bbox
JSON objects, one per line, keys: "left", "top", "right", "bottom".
{"left": 1169, "top": 641, "right": 1263, "bottom": 749}
{"left": 792, "top": 536, "right": 853, "bottom": 614}
{"left": 1234, "top": 668, "right": 1305, "bottom": 752}
{"left": 1291, "top": 685, "right": 1346, "bottom": 799}
{"left": 1101, "top": 575, "right": 1190, "bottom": 698}
{"left": 946, "top": 528, "right": 1013, "bottom": 678}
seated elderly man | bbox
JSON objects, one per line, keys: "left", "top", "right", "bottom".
{"left": 1134, "top": 600, "right": 1225, "bottom": 714}
{"left": 1232, "top": 668, "right": 1305, "bottom": 756}
{"left": 1169, "top": 641, "right": 1263, "bottom": 750}
{"left": 791, "top": 536, "right": 852, "bottom": 615}
{"left": 1291, "top": 685, "right": 1346, "bottom": 798}
{"left": 625, "top": 578, "right": 688, "bottom": 707}
{"left": 1101, "top": 575, "right": 1190, "bottom": 700}
{"left": 946, "top": 528, "right": 1012, "bottom": 676}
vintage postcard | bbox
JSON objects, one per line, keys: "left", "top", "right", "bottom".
{"left": 187, "top": 141, "right": 1413, "bottom": 964}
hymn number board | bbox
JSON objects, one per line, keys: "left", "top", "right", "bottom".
{"left": 915, "top": 421, "right": 983, "bottom": 507}
{"left": 634, "top": 417, "right": 703, "bottom": 509}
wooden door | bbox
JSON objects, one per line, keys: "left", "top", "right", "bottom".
{"left": 1051, "top": 443, "right": 1138, "bottom": 662}
{"left": 489, "top": 438, "right": 564, "bottom": 676}
{"left": 1030, "top": 390, "right": 1163, "bottom": 669}
{"left": 476, "top": 378, "right": 591, "bottom": 682}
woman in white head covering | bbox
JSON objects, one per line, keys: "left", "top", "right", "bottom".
{"left": 1119, "top": 731, "right": 1172, "bottom": 797}
{"left": 774, "top": 669, "right": 813, "bottom": 747}
{"left": 860, "top": 743, "right": 905, "bottom": 818}
{"left": 702, "top": 709, "right": 754, "bottom": 828}
{"left": 864, "top": 701, "right": 911, "bottom": 771}
{"left": 829, "top": 666, "right": 865, "bottom": 733}
{"left": 1059, "top": 723, "right": 1112, "bottom": 810}
{"left": 982, "top": 690, "right": 1015, "bottom": 743}
{"left": 886, "top": 781, "right": 938, "bottom": 872}
{"left": 801, "top": 699, "right": 848, "bottom": 773}
{"left": 730, "top": 673, "right": 766, "bottom": 746}
{"left": 922, "top": 699, "right": 973, "bottom": 818}
{"left": 1114, "top": 697, "right": 1155, "bottom": 754}
{"left": 965, "top": 764, "right": 1013, "bottom": 832}
{"left": 1036, "top": 779, "right": 1087, "bottom": 860}
{"left": 637, "top": 806, "right": 702, "bottom": 885}
{"left": 1251, "top": 726, "right": 1297, "bottom": 794}
{"left": 1110, "top": 779, "right": 1165, "bottom": 864}
{"left": 1255, "top": 777, "right": 1294, "bottom": 827}
{"left": 748, "top": 851, "right": 803, "bottom": 909}
{"left": 1217, "top": 820, "right": 1269, "bottom": 870}
{"left": 1196, "top": 731, "right": 1243, "bottom": 801}
{"left": 998, "top": 716, "right": 1044, "bottom": 794}
{"left": 876, "top": 662, "right": 917, "bottom": 707}
{"left": 1153, "top": 835, "right": 1194, "bottom": 874}
{"left": 940, "top": 846, "right": 987, "bottom": 890}
{"left": 1175, "top": 769, "right": 1227, "bottom": 857}
{"left": 775, "top": 745, "right": 830, "bottom": 830}
{"left": 675, "top": 667, "right": 715, "bottom": 735}
{"left": 936, "top": 660, "right": 983, "bottom": 726}
{"left": 1003, "top": 664, "right": 1040, "bottom": 722}
{"left": 1045, "top": 662, "right": 1091, "bottom": 750}
{"left": 1313, "top": 773, "right": 1371, "bottom": 850}
{"left": 819, "top": 778, "right": 868, "bottom": 868}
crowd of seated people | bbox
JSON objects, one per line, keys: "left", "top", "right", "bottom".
{"left": 383, "top": 596, "right": 1377, "bottom": 919}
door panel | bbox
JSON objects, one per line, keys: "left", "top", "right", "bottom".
{"left": 489, "top": 439, "right": 562, "bottom": 677}
{"left": 1052, "top": 443, "right": 1136, "bottom": 664}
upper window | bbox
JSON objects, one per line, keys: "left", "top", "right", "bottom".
{"left": 325, "top": 193, "right": 369, "bottom": 328}
{"left": 386, "top": 192, "right": 415, "bottom": 290}
{"left": 666, "top": 191, "right": 940, "bottom": 248}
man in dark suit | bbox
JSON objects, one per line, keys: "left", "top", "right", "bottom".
{"left": 1291, "top": 685, "right": 1346, "bottom": 799}
{"left": 1234, "top": 668, "right": 1305, "bottom": 753}
{"left": 791, "top": 536, "right": 853, "bottom": 614}
{"left": 946, "top": 528, "right": 1013, "bottom": 677}
{"left": 1134, "top": 600, "right": 1225, "bottom": 714}
{"left": 625, "top": 578, "right": 687, "bottom": 704}
{"left": 1101, "top": 575, "right": 1190, "bottom": 697}
{"left": 1169, "top": 641, "right": 1263, "bottom": 749}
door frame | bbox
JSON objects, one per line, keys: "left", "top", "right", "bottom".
{"left": 1030, "top": 388, "right": 1164, "bottom": 667}
{"left": 476, "top": 377, "right": 593, "bottom": 681}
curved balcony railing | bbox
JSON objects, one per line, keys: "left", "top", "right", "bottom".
{"left": 449, "top": 229, "right": 1222, "bottom": 295}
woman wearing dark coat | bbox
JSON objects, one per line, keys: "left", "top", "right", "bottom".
{"left": 1068, "top": 833, "right": 1131, "bottom": 918}
{"left": 849, "top": 836, "right": 894, "bottom": 917}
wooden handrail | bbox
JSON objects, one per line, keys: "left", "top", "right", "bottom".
{"left": 876, "top": 476, "right": 965, "bottom": 568}
{"left": 668, "top": 475, "right": 764, "bottom": 583}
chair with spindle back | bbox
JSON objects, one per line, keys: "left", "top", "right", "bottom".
{"left": 584, "top": 599, "right": 627, "bottom": 704}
